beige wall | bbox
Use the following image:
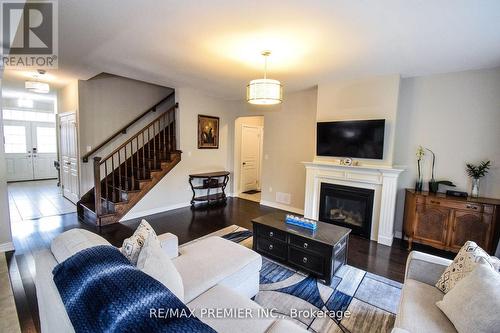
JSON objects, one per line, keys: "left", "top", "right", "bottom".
{"left": 233, "top": 116, "right": 265, "bottom": 194}
{"left": 58, "top": 80, "right": 79, "bottom": 114}
{"left": 0, "top": 80, "right": 13, "bottom": 250}
{"left": 240, "top": 87, "right": 318, "bottom": 212}
{"left": 393, "top": 67, "right": 500, "bottom": 233}
{"left": 76, "top": 74, "right": 173, "bottom": 194}
{"left": 316, "top": 75, "right": 401, "bottom": 166}
{"left": 122, "top": 87, "right": 240, "bottom": 219}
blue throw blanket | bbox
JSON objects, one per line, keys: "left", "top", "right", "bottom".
{"left": 52, "top": 245, "right": 216, "bottom": 333}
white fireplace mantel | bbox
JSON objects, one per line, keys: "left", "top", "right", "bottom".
{"left": 303, "top": 161, "right": 404, "bottom": 246}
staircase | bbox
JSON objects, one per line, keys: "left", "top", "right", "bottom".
{"left": 77, "top": 97, "right": 181, "bottom": 226}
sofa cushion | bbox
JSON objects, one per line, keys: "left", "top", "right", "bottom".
{"left": 436, "top": 263, "right": 500, "bottom": 333}
{"left": 121, "top": 219, "right": 157, "bottom": 265}
{"left": 51, "top": 229, "right": 109, "bottom": 263}
{"left": 173, "top": 236, "right": 262, "bottom": 303}
{"left": 187, "top": 284, "right": 275, "bottom": 333}
{"left": 395, "top": 279, "right": 456, "bottom": 333}
{"left": 435, "top": 241, "right": 497, "bottom": 293}
{"left": 137, "top": 233, "right": 184, "bottom": 301}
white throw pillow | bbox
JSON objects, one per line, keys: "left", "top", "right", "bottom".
{"left": 121, "top": 219, "right": 157, "bottom": 265}
{"left": 436, "top": 263, "right": 500, "bottom": 333}
{"left": 51, "top": 229, "right": 110, "bottom": 263}
{"left": 435, "top": 241, "right": 497, "bottom": 293}
{"left": 137, "top": 233, "right": 184, "bottom": 301}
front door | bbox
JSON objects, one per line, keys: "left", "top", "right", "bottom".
{"left": 32, "top": 122, "right": 58, "bottom": 179}
{"left": 59, "top": 113, "right": 79, "bottom": 203}
{"left": 3, "top": 120, "right": 58, "bottom": 181}
{"left": 240, "top": 125, "right": 262, "bottom": 192}
{"left": 3, "top": 121, "right": 34, "bottom": 181}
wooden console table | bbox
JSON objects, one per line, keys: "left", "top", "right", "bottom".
{"left": 403, "top": 189, "right": 500, "bottom": 254}
{"left": 189, "top": 171, "right": 229, "bottom": 206}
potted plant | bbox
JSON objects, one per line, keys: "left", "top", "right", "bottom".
{"left": 466, "top": 160, "right": 491, "bottom": 198}
{"left": 415, "top": 146, "right": 425, "bottom": 191}
{"left": 425, "top": 147, "right": 456, "bottom": 193}
{"left": 426, "top": 148, "right": 438, "bottom": 193}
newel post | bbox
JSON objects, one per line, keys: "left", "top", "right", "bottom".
{"left": 93, "top": 157, "right": 102, "bottom": 218}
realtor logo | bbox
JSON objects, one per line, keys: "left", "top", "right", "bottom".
{"left": 1, "top": 0, "right": 58, "bottom": 68}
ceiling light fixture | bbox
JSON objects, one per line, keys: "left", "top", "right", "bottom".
{"left": 247, "top": 51, "right": 283, "bottom": 105}
{"left": 25, "top": 69, "right": 50, "bottom": 94}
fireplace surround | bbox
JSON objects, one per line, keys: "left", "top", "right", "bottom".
{"left": 304, "top": 161, "right": 404, "bottom": 246}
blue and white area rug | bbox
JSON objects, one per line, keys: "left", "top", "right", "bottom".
{"left": 206, "top": 225, "right": 401, "bottom": 333}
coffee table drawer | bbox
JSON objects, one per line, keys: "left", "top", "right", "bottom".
{"left": 289, "top": 247, "right": 324, "bottom": 275}
{"left": 256, "top": 225, "right": 287, "bottom": 242}
{"left": 289, "top": 234, "right": 330, "bottom": 254}
{"left": 256, "top": 237, "right": 287, "bottom": 260}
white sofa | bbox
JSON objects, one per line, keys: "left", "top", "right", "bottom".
{"left": 392, "top": 251, "right": 456, "bottom": 333}
{"left": 35, "top": 229, "right": 307, "bottom": 333}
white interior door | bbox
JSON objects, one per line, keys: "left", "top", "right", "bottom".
{"left": 59, "top": 113, "right": 79, "bottom": 204}
{"left": 3, "top": 120, "right": 34, "bottom": 181}
{"left": 240, "top": 125, "right": 263, "bottom": 192}
{"left": 32, "top": 122, "right": 58, "bottom": 179}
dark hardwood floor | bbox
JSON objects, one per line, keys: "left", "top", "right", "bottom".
{"left": 6, "top": 197, "right": 455, "bottom": 333}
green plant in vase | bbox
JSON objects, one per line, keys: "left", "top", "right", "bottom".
{"left": 415, "top": 146, "right": 425, "bottom": 191}
{"left": 466, "top": 160, "right": 491, "bottom": 198}
{"left": 425, "top": 147, "right": 456, "bottom": 193}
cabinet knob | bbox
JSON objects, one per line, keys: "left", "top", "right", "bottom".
{"left": 269, "top": 231, "right": 273, "bottom": 237}
{"left": 269, "top": 244, "right": 273, "bottom": 250}
{"left": 303, "top": 243, "right": 308, "bottom": 249}
{"left": 303, "top": 257, "right": 308, "bottom": 263}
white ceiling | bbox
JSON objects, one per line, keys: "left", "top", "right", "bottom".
{"left": 11, "top": 0, "right": 500, "bottom": 99}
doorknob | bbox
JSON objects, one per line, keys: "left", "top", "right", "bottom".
{"left": 242, "top": 162, "right": 246, "bottom": 165}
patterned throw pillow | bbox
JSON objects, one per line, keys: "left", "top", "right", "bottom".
{"left": 121, "top": 219, "right": 157, "bottom": 265}
{"left": 436, "top": 241, "right": 498, "bottom": 293}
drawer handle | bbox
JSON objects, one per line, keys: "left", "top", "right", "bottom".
{"left": 430, "top": 200, "right": 440, "bottom": 205}
{"left": 466, "top": 204, "right": 478, "bottom": 210}
{"left": 303, "top": 257, "right": 308, "bottom": 263}
{"left": 303, "top": 242, "right": 308, "bottom": 249}
{"left": 269, "top": 231, "right": 274, "bottom": 237}
{"left": 268, "top": 244, "right": 273, "bottom": 250}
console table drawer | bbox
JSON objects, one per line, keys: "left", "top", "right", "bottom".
{"left": 289, "top": 234, "right": 330, "bottom": 254}
{"left": 256, "top": 225, "right": 287, "bottom": 242}
{"left": 256, "top": 237, "right": 287, "bottom": 260}
{"left": 289, "top": 247, "right": 324, "bottom": 275}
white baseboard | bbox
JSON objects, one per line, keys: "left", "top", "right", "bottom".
{"left": 0, "top": 242, "right": 14, "bottom": 252}
{"left": 377, "top": 235, "right": 394, "bottom": 247}
{"left": 120, "top": 202, "right": 191, "bottom": 221}
{"left": 259, "top": 200, "right": 304, "bottom": 215}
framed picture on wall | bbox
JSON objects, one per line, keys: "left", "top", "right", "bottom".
{"left": 198, "top": 115, "right": 219, "bottom": 149}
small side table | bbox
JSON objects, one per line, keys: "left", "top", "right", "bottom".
{"left": 189, "top": 171, "right": 229, "bottom": 207}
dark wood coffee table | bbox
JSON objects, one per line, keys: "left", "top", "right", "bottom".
{"left": 252, "top": 212, "right": 351, "bottom": 284}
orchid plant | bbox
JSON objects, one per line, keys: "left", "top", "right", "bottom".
{"left": 415, "top": 146, "right": 425, "bottom": 191}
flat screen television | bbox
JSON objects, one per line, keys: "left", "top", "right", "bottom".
{"left": 316, "top": 119, "right": 385, "bottom": 159}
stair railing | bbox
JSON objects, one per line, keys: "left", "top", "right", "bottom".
{"left": 82, "top": 91, "right": 175, "bottom": 163}
{"left": 93, "top": 105, "right": 177, "bottom": 220}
